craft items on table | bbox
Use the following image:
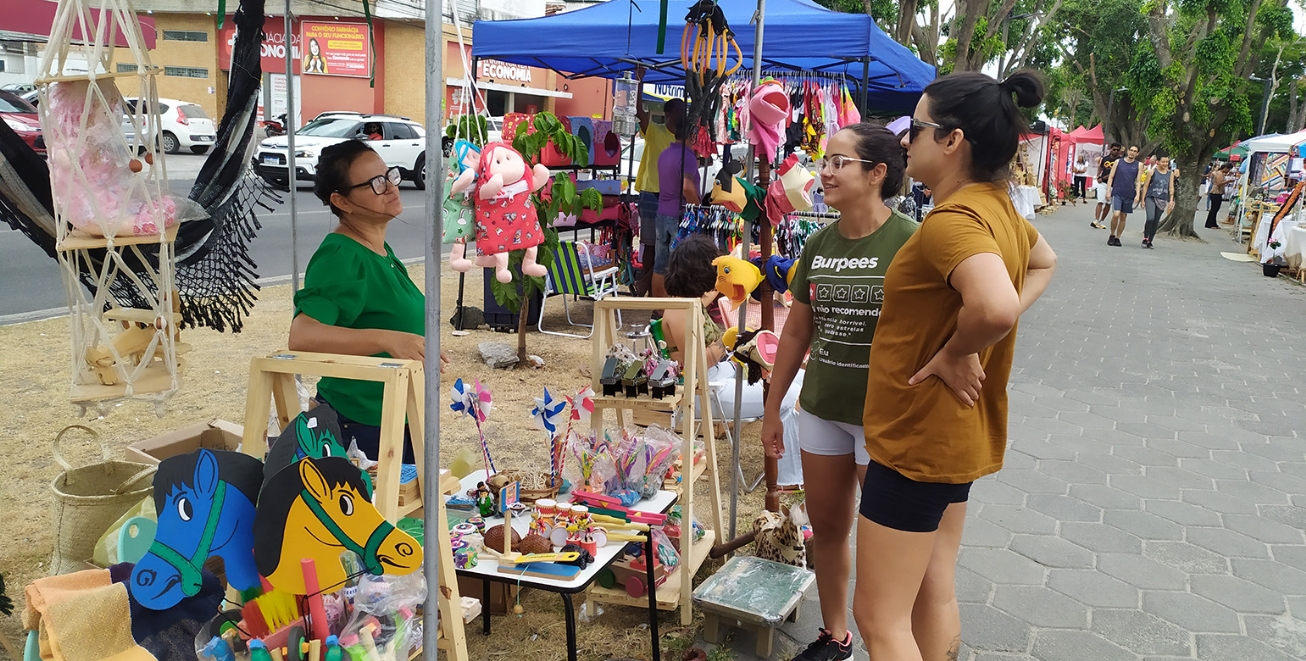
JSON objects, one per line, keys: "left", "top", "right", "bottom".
{"left": 473, "top": 141, "right": 552, "bottom": 283}
{"left": 450, "top": 378, "right": 496, "bottom": 475}
{"left": 131, "top": 449, "right": 264, "bottom": 609}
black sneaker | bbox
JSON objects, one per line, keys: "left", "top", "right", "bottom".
{"left": 1108, "top": 235, "right": 1116, "bottom": 246}
{"left": 791, "top": 628, "right": 853, "bottom": 661}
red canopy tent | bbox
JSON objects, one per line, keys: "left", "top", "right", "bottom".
{"left": 1053, "top": 124, "right": 1106, "bottom": 196}
{"left": 0, "top": 0, "right": 156, "bottom": 48}
{"left": 1067, "top": 124, "right": 1104, "bottom": 145}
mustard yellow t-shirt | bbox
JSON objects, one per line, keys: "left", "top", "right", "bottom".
{"left": 862, "top": 182, "right": 1039, "bottom": 484}
{"left": 637, "top": 121, "right": 675, "bottom": 194}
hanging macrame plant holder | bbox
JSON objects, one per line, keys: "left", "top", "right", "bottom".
{"left": 36, "top": 0, "right": 193, "bottom": 413}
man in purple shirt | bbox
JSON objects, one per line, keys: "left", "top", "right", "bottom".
{"left": 651, "top": 98, "right": 700, "bottom": 297}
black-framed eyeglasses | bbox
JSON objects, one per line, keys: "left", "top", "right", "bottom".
{"left": 818, "top": 154, "right": 875, "bottom": 172}
{"left": 343, "top": 166, "right": 402, "bottom": 195}
{"left": 908, "top": 118, "right": 947, "bottom": 143}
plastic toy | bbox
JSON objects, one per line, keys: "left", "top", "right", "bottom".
{"left": 472, "top": 141, "right": 551, "bottom": 283}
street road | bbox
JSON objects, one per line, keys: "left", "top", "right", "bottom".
{"left": 0, "top": 152, "right": 437, "bottom": 322}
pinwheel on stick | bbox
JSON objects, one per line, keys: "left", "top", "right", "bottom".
{"left": 451, "top": 378, "right": 496, "bottom": 475}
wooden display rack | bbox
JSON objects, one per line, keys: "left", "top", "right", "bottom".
{"left": 583, "top": 299, "right": 725, "bottom": 625}
{"left": 241, "top": 351, "right": 468, "bottom": 660}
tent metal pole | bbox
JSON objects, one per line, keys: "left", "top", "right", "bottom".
{"left": 728, "top": 0, "right": 767, "bottom": 542}
{"left": 422, "top": 0, "right": 444, "bottom": 658}
{"left": 860, "top": 56, "right": 869, "bottom": 112}
{"left": 285, "top": 1, "right": 299, "bottom": 291}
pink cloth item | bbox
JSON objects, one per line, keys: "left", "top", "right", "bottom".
{"left": 473, "top": 142, "right": 544, "bottom": 255}
{"left": 747, "top": 81, "right": 790, "bottom": 161}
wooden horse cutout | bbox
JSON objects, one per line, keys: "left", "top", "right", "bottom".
{"left": 253, "top": 457, "right": 422, "bottom": 595}
{"left": 130, "top": 449, "right": 263, "bottom": 609}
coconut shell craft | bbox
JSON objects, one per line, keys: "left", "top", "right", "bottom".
{"left": 518, "top": 533, "right": 553, "bottom": 555}
{"left": 483, "top": 524, "right": 521, "bottom": 553}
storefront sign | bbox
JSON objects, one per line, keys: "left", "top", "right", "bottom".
{"left": 219, "top": 17, "right": 300, "bottom": 71}
{"left": 301, "top": 22, "right": 371, "bottom": 78}
{"left": 478, "top": 59, "right": 532, "bottom": 83}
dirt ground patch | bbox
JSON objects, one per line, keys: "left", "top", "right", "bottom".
{"left": 0, "top": 263, "right": 777, "bottom": 661}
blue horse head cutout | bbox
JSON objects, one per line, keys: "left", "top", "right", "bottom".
{"left": 130, "top": 449, "right": 263, "bottom": 610}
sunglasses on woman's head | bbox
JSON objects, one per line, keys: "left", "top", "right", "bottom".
{"left": 908, "top": 118, "right": 946, "bottom": 143}
{"left": 344, "top": 166, "right": 402, "bottom": 195}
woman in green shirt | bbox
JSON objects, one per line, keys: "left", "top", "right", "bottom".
{"left": 288, "top": 140, "right": 445, "bottom": 462}
{"left": 761, "top": 125, "right": 917, "bottom": 661}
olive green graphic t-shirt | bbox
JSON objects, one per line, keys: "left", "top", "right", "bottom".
{"left": 790, "top": 210, "right": 917, "bottom": 425}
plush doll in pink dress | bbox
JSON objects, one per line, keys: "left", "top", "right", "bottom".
{"left": 473, "top": 142, "right": 552, "bottom": 283}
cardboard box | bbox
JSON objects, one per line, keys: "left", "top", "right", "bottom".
{"left": 125, "top": 419, "right": 244, "bottom": 464}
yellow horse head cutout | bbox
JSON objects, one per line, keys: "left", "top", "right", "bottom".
{"left": 253, "top": 457, "right": 422, "bottom": 594}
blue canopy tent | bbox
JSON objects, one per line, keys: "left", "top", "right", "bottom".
{"left": 471, "top": 0, "right": 934, "bottom": 113}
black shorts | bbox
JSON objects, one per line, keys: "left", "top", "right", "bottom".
{"left": 859, "top": 460, "right": 972, "bottom": 533}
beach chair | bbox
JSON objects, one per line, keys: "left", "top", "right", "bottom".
{"left": 537, "top": 240, "right": 620, "bottom": 338}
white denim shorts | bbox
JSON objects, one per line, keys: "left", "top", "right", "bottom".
{"left": 797, "top": 410, "right": 870, "bottom": 466}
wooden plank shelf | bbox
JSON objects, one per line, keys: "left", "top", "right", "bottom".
{"left": 70, "top": 362, "right": 179, "bottom": 402}
{"left": 586, "top": 529, "right": 717, "bottom": 611}
{"left": 593, "top": 393, "right": 681, "bottom": 411}
{"left": 58, "top": 224, "right": 178, "bottom": 251}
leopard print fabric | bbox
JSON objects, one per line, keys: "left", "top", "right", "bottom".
{"left": 753, "top": 503, "right": 806, "bottom": 568}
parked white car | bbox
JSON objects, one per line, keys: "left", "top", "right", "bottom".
{"left": 254, "top": 114, "right": 428, "bottom": 190}
{"left": 121, "top": 98, "right": 217, "bottom": 154}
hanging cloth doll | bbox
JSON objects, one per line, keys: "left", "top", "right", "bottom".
{"left": 473, "top": 141, "right": 551, "bottom": 283}
{"left": 445, "top": 140, "right": 480, "bottom": 272}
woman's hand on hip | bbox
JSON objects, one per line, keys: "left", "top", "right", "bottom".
{"left": 382, "top": 330, "right": 426, "bottom": 361}
{"left": 910, "top": 349, "right": 986, "bottom": 407}
{"left": 761, "top": 411, "right": 786, "bottom": 459}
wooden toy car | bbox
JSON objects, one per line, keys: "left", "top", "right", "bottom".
{"left": 596, "top": 550, "right": 668, "bottom": 598}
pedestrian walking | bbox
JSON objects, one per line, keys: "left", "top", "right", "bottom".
{"left": 632, "top": 66, "right": 683, "bottom": 297}
{"left": 1072, "top": 156, "right": 1088, "bottom": 204}
{"left": 1141, "top": 155, "right": 1176, "bottom": 249}
{"left": 1205, "top": 163, "right": 1233, "bottom": 229}
{"left": 1093, "top": 144, "right": 1122, "bottom": 229}
{"left": 851, "top": 69, "right": 1058, "bottom": 661}
{"left": 1105, "top": 145, "right": 1142, "bottom": 246}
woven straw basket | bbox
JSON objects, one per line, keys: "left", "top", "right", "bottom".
{"left": 49, "top": 425, "right": 156, "bottom": 575}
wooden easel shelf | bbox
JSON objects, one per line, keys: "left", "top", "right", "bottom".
{"left": 587, "top": 529, "right": 716, "bottom": 610}
{"left": 58, "top": 224, "right": 178, "bottom": 251}
{"left": 592, "top": 393, "right": 681, "bottom": 411}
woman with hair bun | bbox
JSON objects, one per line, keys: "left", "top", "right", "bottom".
{"left": 851, "top": 70, "right": 1059, "bottom": 660}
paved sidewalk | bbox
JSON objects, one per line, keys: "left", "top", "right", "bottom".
{"left": 695, "top": 203, "right": 1306, "bottom": 660}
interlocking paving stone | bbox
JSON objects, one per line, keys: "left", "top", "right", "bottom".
{"left": 1271, "top": 545, "right": 1306, "bottom": 572}
{"left": 1259, "top": 504, "right": 1306, "bottom": 531}
{"left": 1038, "top": 460, "right": 1110, "bottom": 486}
{"left": 1144, "top": 438, "right": 1212, "bottom": 459}
{"left": 1213, "top": 479, "right": 1293, "bottom": 505}
{"left": 1223, "top": 513, "right": 1306, "bottom": 543}
{"left": 1194, "top": 634, "right": 1297, "bottom": 661}
{"left": 1060, "top": 521, "right": 1144, "bottom": 554}
{"left": 958, "top": 548, "right": 1046, "bottom": 585}
{"left": 955, "top": 566, "right": 994, "bottom": 604}
{"left": 970, "top": 478, "right": 1030, "bottom": 505}
{"left": 1145, "top": 466, "right": 1216, "bottom": 490}
{"left": 979, "top": 505, "right": 1058, "bottom": 535}
{"left": 1009, "top": 534, "right": 1095, "bottom": 569}
{"left": 1179, "top": 458, "right": 1248, "bottom": 481}
{"left": 961, "top": 516, "right": 1016, "bottom": 548}
{"left": 1210, "top": 448, "right": 1280, "bottom": 471}
{"left": 1031, "top": 630, "right": 1137, "bottom": 661}
{"left": 1233, "top": 558, "right": 1306, "bottom": 594}
{"left": 1142, "top": 499, "right": 1222, "bottom": 527}
{"left": 1103, "top": 510, "right": 1185, "bottom": 541}
{"left": 1090, "top": 609, "right": 1192, "bottom": 656}
{"left": 992, "top": 585, "right": 1088, "bottom": 629}
{"left": 1068, "top": 484, "right": 1143, "bottom": 511}
{"left": 1024, "top": 495, "right": 1103, "bottom": 522}
{"left": 1077, "top": 453, "right": 1145, "bottom": 476}
{"left": 1179, "top": 489, "right": 1259, "bottom": 515}
{"left": 1109, "top": 475, "right": 1184, "bottom": 500}
{"left": 997, "top": 469, "right": 1071, "bottom": 495}
{"left": 959, "top": 604, "right": 1032, "bottom": 653}
{"left": 1185, "top": 526, "right": 1271, "bottom": 559}
{"left": 1098, "top": 553, "right": 1188, "bottom": 590}
{"left": 1189, "top": 574, "right": 1288, "bottom": 614}
{"left": 1141, "top": 590, "right": 1242, "bottom": 633}
{"left": 1244, "top": 614, "right": 1306, "bottom": 659}
{"left": 1046, "top": 569, "right": 1139, "bottom": 608}
{"left": 1142, "top": 541, "right": 1231, "bottom": 574}
{"left": 1113, "top": 446, "right": 1182, "bottom": 468}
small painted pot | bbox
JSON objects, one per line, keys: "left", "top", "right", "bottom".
{"left": 452, "top": 522, "right": 478, "bottom": 539}
{"left": 468, "top": 516, "right": 487, "bottom": 534}
{"left": 454, "top": 544, "right": 478, "bottom": 569}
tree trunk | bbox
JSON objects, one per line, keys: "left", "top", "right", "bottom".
{"left": 1157, "top": 153, "right": 1203, "bottom": 239}
{"left": 517, "top": 295, "right": 530, "bottom": 363}
{"left": 948, "top": 0, "right": 990, "bottom": 72}
{"left": 1289, "top": 78, "right": 1300, "bottom": 133}
{"left": 895, "top": 0, "right": 918, "bottom": 46}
